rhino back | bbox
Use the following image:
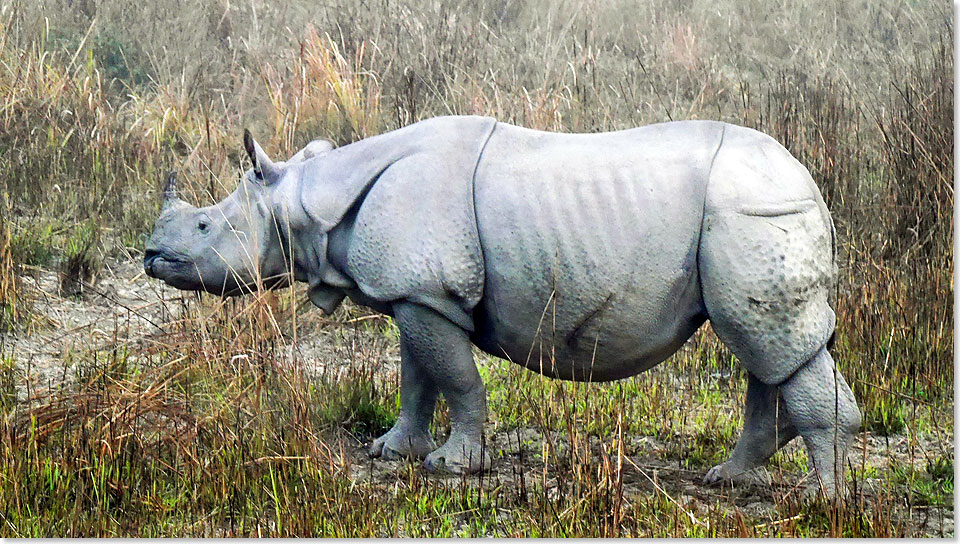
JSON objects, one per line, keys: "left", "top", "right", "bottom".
{"left": 473, "top": 120, "right": 725, "bottom": 380}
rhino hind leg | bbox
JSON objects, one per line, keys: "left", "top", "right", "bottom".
{"left": 392, "top": 301, "right": 491, "bottom": 474}
{"left": 705, "top": 349, "right": 860, "bottom": 498}
{"left": 699, "top": 205, "right": 860, "bottom": 497}
{"left": 704, "top": 373, "right": 797, "bottom": 487}
{"left": 778, "top": 347, "right": 860, "bottom": 498}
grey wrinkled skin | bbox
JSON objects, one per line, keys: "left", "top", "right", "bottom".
{"left": 144, "top": 116, "right": 861, "bottom": 497}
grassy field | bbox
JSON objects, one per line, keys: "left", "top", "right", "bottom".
{"left": 0, "top": 0, "right": 954, "bottom": 537}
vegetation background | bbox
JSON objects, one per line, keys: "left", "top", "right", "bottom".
{"left": 0, "top": 0, "right": 953, "bottom": 537}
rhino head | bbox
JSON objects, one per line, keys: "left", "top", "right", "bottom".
{"left": 143, "top": 131, "right": 333, "bottom": 296}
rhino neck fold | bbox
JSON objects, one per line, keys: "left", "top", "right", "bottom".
{"left": 282, "top": 221, "right": 352, "bottom": 289}
{"left": 280, "top": 116, "right": 498, "bottom": 313}
{"left": 287, "top": 122, "right": 433, "bottom": 304}
{"left": 296, "top": 127, "right": 425, "bottom": 230}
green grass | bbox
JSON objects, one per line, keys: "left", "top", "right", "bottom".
{"left": 10, "top": 221, "right": 58, "bottom": 268}
{"left": 58, "top": 219, "right": 103, "bottom": 298}
{"left": 889, "top": 461, "right": 953, "bottom": 508}
{"left": 863, "top": 397, "right": 909, "bottom": 436}
{"left": 1, "top": 285, "right": 947, "bottom": 537}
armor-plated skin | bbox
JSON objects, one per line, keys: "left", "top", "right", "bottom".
{"left": 472, "top": 121, "right": 715, "bottom": 381}
{"left": 144, "top": 116, "right": 861, "bottom": 497}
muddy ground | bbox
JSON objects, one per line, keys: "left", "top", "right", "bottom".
{"left": 2, "top": 255, "right": 954, "bottom": 537}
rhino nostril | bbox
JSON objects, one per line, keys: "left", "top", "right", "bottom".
{"left": 143, "top": 248, "right": 162, "bottom": 270}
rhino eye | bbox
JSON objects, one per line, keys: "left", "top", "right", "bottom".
{"left": 198, "top": 220, "right": 208, "bottom": 232}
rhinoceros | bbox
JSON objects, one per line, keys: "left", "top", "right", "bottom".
{"left": 144, "top": 115, "right": 861, "bottom": 496}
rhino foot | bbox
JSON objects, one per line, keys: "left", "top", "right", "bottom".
{"left": 369, "top": 423, "right": 437, "bottom": 461}
{"left": 423, "top": 433, "right": 491, "bottom": 474}
{"left": 703, "top": 463, "right": 771, "bottom": 488}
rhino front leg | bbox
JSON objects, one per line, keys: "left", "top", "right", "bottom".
{"left": 369, "top": 341, "right": 439, "bottom": 461}
{"left": 704, "top": 373, "right": 797, "bottom": 487}
{"left": 393, "top": 302, "right": 490, "bottom": 474}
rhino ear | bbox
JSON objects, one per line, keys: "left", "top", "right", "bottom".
{"left": 243, "top": 129, "right": 281, "bottom": 184}
{"left": 288, "top": 139, "right": 335, "bottom": 164}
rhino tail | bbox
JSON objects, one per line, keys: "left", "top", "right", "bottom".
{"left": 826, "top": 212, "right": 838, "bottom": 352}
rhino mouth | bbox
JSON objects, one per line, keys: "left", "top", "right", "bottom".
{"left": 143, "top": 250, "right": 204, "bottom": 289}
{"left": 144, "top": 249, "right": 290, "bottom": 296}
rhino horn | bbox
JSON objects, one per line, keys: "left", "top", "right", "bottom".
{"left": 243, "top": 129, "right": 281, "bottom": 184}
{"left": 161, "top": 170, "right": 190, "bottom": 212}
{"left": 163, "top": 170, "right": 178, "bottom": 199}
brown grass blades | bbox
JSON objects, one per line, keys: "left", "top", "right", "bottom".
{"left": 0, "top": 219, "right": 22, "bottom": 332}
{"left": 263, "top": 26, "right": 384, "bottom": 153}
{"left": 875, "top": 37, "right": 954, "bottom": 264}
{"left": 0, "top": 279, "right": 399, "bottom": 536}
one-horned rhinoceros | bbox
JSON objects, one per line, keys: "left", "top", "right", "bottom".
{"left": 144, "top": 115, "right": 861, "bottom": 496}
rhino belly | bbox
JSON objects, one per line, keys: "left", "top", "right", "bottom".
{"left": 471, "top": 123, "right": 717, "bottom": 381}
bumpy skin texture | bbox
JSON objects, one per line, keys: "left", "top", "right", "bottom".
{"left": 143, "top": 115, "right": 860, "bottom": 497}
{"left": 700, "top": 125, "right": 837, "bottom": 385}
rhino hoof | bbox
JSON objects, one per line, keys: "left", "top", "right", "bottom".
{"left": 703, "top": 463, "right": 771, "bottom": 487}
{"left": 369, "top": 424, "right": 436, "bottom": 461}
{"left": 422, "top": 435, "right": 491, "bottom": 474}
